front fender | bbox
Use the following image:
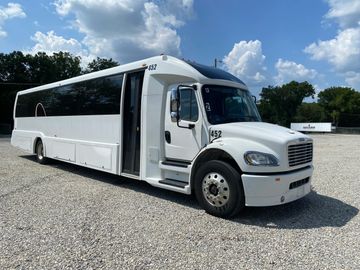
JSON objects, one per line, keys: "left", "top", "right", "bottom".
{"left": 194, "top": 137, "right": 282, "bottom": 174}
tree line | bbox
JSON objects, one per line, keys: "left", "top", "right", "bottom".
{"left": 0, "top": 51, "right": 118, "bottom": 130}
{"left": 258, "top": 81, "right": 360, "bottom": 127}
{"left": 1, "top": 51, "right": 360, "bottom": 133}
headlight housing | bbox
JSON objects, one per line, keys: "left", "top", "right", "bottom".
{"left": 244, "top": 151, "right": 279, "bottom": 166}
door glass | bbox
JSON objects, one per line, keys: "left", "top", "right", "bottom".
{"left": 180, "top": 88, "right": 198, "bottom": 122}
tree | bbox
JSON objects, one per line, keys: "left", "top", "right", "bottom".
{"left": 0, "top": 51, "right": 82, "bottom": 84}
{"left": 50, "top": 52, "right": 82, "bottom": 81}
{"left": 0, "top": 51, "right": 82, "bottom": 130}
{"left": 84, "top": 57, "right": 119, "bottom": 73}
{"left": 0, "top": 51, "right": 32, "bottom": 83}
{"left": 0, "top": 51, "right": 35, "bottom": 127}
{"left": 318, "top": 87, "right": 360, "bottom": 126}
{"left": 294, "top": 103, "right": 326, "bottom": 123}
{"left": 27, "top": 51, "right": 82, "bottom": 83}
{"left": 258, "top": 81, "right": 315, "bottom": 127}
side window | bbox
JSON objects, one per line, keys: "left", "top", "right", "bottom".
{"left": 15, "top": 94, "right": 28, "bottom": 117}
{"left": 180, "top": 88, "right": 198, "bottom": 122}
{"left": 80, "top": 74, "right": 123, "bottom": 115}
{"left": 15, "top": 74, "right": 123, "bottom": 117}
{"left": 51, "top": 84, "right": 78, "bottom": 116}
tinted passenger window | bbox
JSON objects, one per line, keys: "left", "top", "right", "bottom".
{"left": 80, "top": 75, "right": 122, "bottom": 115}
{"left": 50, "top": 84, "right": 79, "bottom": 116}
{"left": 15, "top": 74, "right": 123, "bottom": 117}
{"left": 180, "top": 89, "right": 198, "bottom": 122}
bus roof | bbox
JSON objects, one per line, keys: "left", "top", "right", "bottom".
{"left": 17, "top": 55, "right": 247, "bottom": 95}
{"left": 184, "top": 61, "right": 245, "bottom": 85}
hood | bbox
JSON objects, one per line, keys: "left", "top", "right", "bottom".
{"left": 210, "top": 122, "right": 311, "bottom": 149}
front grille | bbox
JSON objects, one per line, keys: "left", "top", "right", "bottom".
{"left": 289, "top": 177, "right": 309, "bottom": 189}
{"left": 288, "top": 142, "right": 313, "bottom": 167}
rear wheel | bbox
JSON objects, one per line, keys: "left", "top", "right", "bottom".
{"left": 194, "top": 160, "right": 245, "bottom": 218}
{"left": 35, "top": 140, "right": 48, "bottom": 165}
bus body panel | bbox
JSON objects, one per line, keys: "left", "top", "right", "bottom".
{"left": 12, "top": 115, "right": 121, "bottom": 174}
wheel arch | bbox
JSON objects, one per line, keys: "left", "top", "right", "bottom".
{"left": 190, "top": 148, "right": 242, "bottom": 194}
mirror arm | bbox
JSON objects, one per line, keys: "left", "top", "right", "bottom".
{"left": 176, "top": 121, "right": 195, "bottom": 129}
{"left": 252, "top": 95, "right": 257, "bottom": 104}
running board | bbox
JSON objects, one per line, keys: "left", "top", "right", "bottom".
{"left": 161, "top": 160, "right": 190, "bottom": 168}
{"left": 159, "top": 178, "right": 188, "bottom": 188}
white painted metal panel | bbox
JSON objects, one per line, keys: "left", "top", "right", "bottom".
{"left": 291, "top": 122, "right": 332, "bottom": 132}
{"left": 13, "top": 135, "right": 32, "bottom": 152}
{"left": 15, "top": 115, "right": 120, "bottom": 144}
{"left": 51, "top": 141, "right": 76, "bottom": 161}
{"left": 78, "top": 144, "right": 112, "bottom": 170}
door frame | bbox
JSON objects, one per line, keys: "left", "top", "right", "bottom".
{"left": 120, "top": 69, "right": 145, "bottom": 178}
{"left": 164, "top": 85, "right": 204, "bottom": 162}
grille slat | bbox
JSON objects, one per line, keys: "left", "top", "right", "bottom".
{"left": 289, "top": 151, "right": 313, "bottom": 157}
{"left": 288, "top": 142, "right": 313, "bottom": 167}
{"left": 290, "top": 157, "right": 313, "bottom": 162}
{"left": 289, "top": 157, "right": 313, "bottom": 164}
{"left": 289, "top": 147, "right": 312, "bottom": 153}
{"left": 289, "top": 154, "right": 313, "bottom": 160}
{"left": 289, "top": 145, "right": 313, "bottom": 149}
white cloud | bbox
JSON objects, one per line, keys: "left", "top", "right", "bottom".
{"left": 0, "top": 2, "right": 26, "bottom": 37}
{"left": 305, "top": 0, "right": 360, "bottom": 89}
{"left": 274, "top": 59, "right": 318, "bottom": 85}
{"left": 304, "top": 27, "right": 360, "bottom": 73}
{"left": 27, "top": 31, "right": 94, "bottom": 66}
{"left": 222, "top": 40, "right": 268, "bottom": 87}
{"left": 54, "top": 0, "right": 193, "bottom": 63}
{"left": 345, "top": 71, "right": 360, "bottom": 89}
{"left": 325, "top": 0, "right": 360, "bottom": 28}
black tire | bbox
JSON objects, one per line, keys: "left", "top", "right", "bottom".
{"left": 194, "top": 160, "right": 245, "bottom": 218}
{"left": 35, "top": 140, "right": 48, "bottom": 165}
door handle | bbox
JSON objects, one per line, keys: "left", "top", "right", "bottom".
{"left": 165, "top": 131, "right": 171, "bottom": 144}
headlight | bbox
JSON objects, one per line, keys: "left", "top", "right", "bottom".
{"left": 244, "top": 151, "right": 279, "bottom": 166}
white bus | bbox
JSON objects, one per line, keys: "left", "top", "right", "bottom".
{"left": 11, "top": 55, "right": 313, "bottom": 218}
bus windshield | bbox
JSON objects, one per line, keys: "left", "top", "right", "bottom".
{"left": 201, "top": 85, "right": 261, "bottom": 125}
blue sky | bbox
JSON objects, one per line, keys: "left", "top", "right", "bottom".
{"left": 1, "top": 0, "right": 360, "bottom": 96}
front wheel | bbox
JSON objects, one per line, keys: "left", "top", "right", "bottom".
{"left": 35, "top": 140, "right": 48, "bottom": 165}
{"left": 194, "top": 160, "right": 245, "bottom": 218}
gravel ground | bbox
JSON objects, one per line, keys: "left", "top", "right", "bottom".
{"left": 0, "top": 134, "right": 359, "bottom": 270}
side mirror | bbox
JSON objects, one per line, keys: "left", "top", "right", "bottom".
{"left": 170, "top": 88, "right": 179, "bottom": 122}
{"left": 170, "top": 84, "right": 197, "bottom": 129}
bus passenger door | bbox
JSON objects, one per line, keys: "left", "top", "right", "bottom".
{"left": 164, "top": 87, "right": 203, "bottom": 162}
{"left": 122, "top": 70, "right": 144, "bottom": 176}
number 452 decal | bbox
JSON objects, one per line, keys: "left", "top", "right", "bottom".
{"left": 210, "top": 129, "right": 222, "bottom": 139}
{"left": 148, "top": 64, "right": 157, "bottom": 71}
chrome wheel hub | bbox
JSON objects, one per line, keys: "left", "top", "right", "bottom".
{"left": 202, "top": 172, "right": 230, "bottom": 207}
